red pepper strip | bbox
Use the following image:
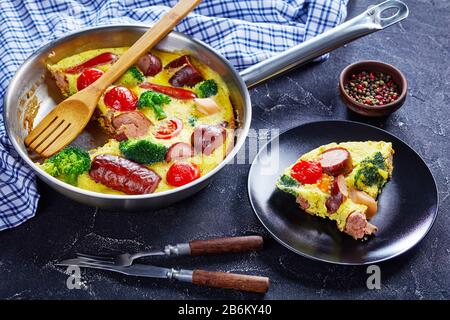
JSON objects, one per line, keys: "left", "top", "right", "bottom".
{"left": 139, "top": 82, "right": 197, "bottom": 100}
{"left": 65, "top": 52, "right": 118, "bottom": 74}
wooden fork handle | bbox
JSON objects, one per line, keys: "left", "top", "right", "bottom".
{"left": 192, "top": 270, "right": 269, "bottom": 293}
{"left": 93, "top": 0, "right": 202, "bottom": 91}
{"left": 189, "top": 236, "right": 263, "bottom": 256}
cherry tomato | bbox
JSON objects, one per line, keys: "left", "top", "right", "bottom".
{"left": 104, "top": 86, "right": 138, "bottom": 111}
{"left": 291, "top": 160, "right": 323, "bottom": 185}
{"left": 166, "top": 162, "right": 201, "bottom": 187}
{"left": 76, "top": 68, "right": 104, "bottom": 91}
{"left": 154, "top": 118, "right": 183, "bottom": 139}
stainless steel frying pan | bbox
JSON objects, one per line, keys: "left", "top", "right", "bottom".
{"left": 3, "top": 1, "right": 408, "bottom": 210}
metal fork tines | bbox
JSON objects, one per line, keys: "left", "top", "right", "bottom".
{"left": 75, "top": 235, "right": 264, "bottom": 267}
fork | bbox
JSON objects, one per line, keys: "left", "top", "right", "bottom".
{"left": 24, "top": 0, "right": 202, "bottom": 158}
{"left": 76, "top": 235, "right": 263, "bottom": 267}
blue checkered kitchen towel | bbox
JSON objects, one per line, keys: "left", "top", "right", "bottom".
{"left": 0, "top": 0, "right": 348, "bottom": 231}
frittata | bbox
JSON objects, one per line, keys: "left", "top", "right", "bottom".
{"left": 276, "top": 141, "right": 394, "bottom": 239}
{"left": 39, "top": 48, "right": 235, "bottom": 195}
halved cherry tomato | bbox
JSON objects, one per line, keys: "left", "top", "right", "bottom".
{"left": 76, "top": 68, "right": 104, "bottom": 91}
{"left": 139, "top": 82, "right": 196, "bottom": 100}
{"left": 291, "top": 160, "right": 323, "bottom": 185}
{"left": 65, "top": 52, "right": 117, "bottom": 74}
{"left": 154, "top": 118, "right": 183, "bottom": 139}
{"left": 166, "top": 162, "right": 201, "bottom": 187}
{"left": 104, "top": 86, "right": 138, "bottom": 111}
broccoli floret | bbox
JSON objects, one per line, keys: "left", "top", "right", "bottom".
{"left": 117, "top": 66, "right": 144, "bottom": 87}
{"left": 279, "top": 174, "right": 299, "bottom": 188}
{"left": 188, "top": 115, "right": 198, "bottom": 127}
{"left": 354, "top": 152, "right": 387, "bottom": 190}
{"left": 276, "top": 174, "right": 299, "bottom": 197}
{"left": 195, "top": 79, "right": 218, "bottom": 98}
{"left": 41, "top": 146, "right": 91, "bottom": 185}
{"left": 119, "top": 139, "right": 168, "bottom": 165}
{"left": 138, "top": 90, "right": 171, "bottom": 120}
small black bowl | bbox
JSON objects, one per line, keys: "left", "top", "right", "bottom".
{"left": 339, "top": 60, "right": 407, "bottom": 117}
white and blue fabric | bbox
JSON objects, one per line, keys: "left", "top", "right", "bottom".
{"left": 0, "top": 0, "right": 348, "bottom": 231}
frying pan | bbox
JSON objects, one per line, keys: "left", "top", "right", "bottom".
{"left": 3, "top": 1, "right": 408, "bottom": 210}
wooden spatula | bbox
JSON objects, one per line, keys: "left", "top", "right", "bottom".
{"left": 25, "top": 0, "right": 202, "bottom": 158}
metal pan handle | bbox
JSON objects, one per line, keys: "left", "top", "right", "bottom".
{"left": 240, "top": 0, "right": 409, "bottom": 88}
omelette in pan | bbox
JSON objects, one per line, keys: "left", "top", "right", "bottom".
{"left": 39, "top": 48, "right": 235, "bottom": 195}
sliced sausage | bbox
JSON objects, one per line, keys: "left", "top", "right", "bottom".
{"left": 296, "top": 195, "right": 310, "bottom": 210}
{"left": 165, "top": 55, "right": 191, "bottom": 69}
{"left": 325, "top": 193, "right": 343, "bottom": 214}
{"left": 165, "top": 142, "right": 194, "bottom": 162}
{"left": 165, "top": 55, "right": 204, "bottom": 87}
{"left": 344, "top": 211, "right": 377, "bottom": 240}
{"left": 169, "top": 65, "right": 204, "bottom": 87}
{"left": 325, "top": 177, "right": 344, "bottom": 213}
{"left": 89, "top": 154, "right": 161, "bottom": 195}
{"left": 319, "top": 147, "right": 353, "bottom": 176}
{"left": 137, "top": 53, "right": 162, "bottom": 77}
{"left": 112, "top": 111, "right": 152, "bottom": 141}
{"left": 191, "top": 125, "right": 226, "bottom": 156}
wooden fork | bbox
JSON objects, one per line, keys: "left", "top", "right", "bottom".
{"left": 25, "top": 0, "right": 202, "bottom": 158}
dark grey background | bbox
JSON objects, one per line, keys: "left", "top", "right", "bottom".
{"left": 1, "top": 0, "right": 449, "bottom": 299}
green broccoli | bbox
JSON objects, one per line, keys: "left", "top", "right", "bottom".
{"left": 138, "top": 90, "right": 171, "bottom": 120}
{"left": 119, "top": 139, "right": 168, "bottom": 165}
{"left": 188, "top": 115, "right": 198, "bottom": 127}
{"left": 117, "top": 66, "right": 145, "bottom": 87}
{"left": 354, "top": 152, "right": 387, "bottom": 190}
{"left": 40, "top": 146, "right": 91, "bottom": 185}
{"left": 276, "top": 174, "right": 299, "bottom": 197}
{"left": 195, "top": 79, "right": 218, "bottom": 98}
{"left": 279, "top": 174, "right": 299, "bottom": 188}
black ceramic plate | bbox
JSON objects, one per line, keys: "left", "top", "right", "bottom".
{"left": 248, "top": 120, "right": 438, "bottom": 265}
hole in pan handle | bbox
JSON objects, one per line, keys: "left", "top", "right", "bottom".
{"left": 369, "top": 0, "right": 409, "bottom": 29}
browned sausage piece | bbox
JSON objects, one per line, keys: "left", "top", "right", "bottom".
{"left": 191, "top": 125, "right": 226, "bottom": 156}
{"left": 137, "top": 53, "right": 162, "bottom": 77}
{"left": 296, "top": 195, "right": 310, "bottom": 210}
{"left": 344, "top": 211, "right": 367, "bottom": 239}
{"left": 169, "top": 65, "right": 204, "bottom": 87}
{"left": 344, "top": 211, "right": 378, "bottom": 240}
{"left": 319, "top": 147, "right": 353, "bottom": 176}
{"left": 112, "top": 111, "right": 152, "bottom": 141}
{"left": 89, "top": 154, "right": 161, "bottom": 195}
{"left": 164, "top": 55, "right": 191, "bottom": 69}
{"left": 325, "top": 178, "right": 344, "bottom": 213}
{"left": 165, "top": 55, "right": 204, "bottom": 87}
{"left": 165, "top": 142, "right": 194, "bottom": 162}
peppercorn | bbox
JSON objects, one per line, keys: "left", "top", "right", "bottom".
{"left": 344, "top": 71, "right": 399, "bottom": 106}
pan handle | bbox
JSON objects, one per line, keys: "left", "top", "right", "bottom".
{"left": 240, "top": 0, "right": 409, "bottom": 88}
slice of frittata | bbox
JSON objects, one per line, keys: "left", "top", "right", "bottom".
{"left": 276, "top": 141, "right": 394, "bottom": 240}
